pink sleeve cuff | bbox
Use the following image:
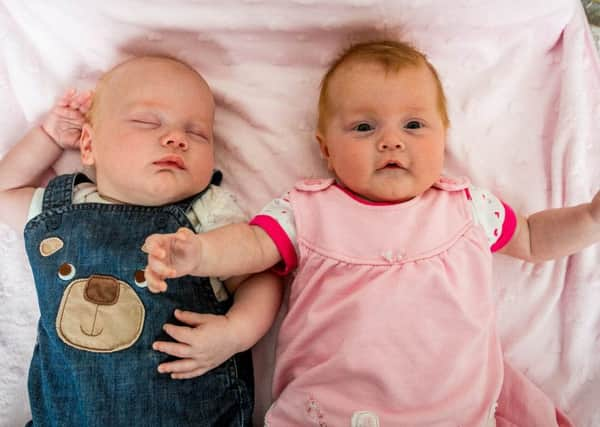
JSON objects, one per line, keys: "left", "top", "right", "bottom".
{"left": 249, "top": 214, "right": 297, "bottom": 275}
{"left": 490, "top": 201, "right": 517, "bottom": 252}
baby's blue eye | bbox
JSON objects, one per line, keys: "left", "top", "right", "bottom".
{"left": 354, "top": 123, "right": 373, "bottom": 132}
{"left": 405, "top": 121, "right": 423, "bottom": 130}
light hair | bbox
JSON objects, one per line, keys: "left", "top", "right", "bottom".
{"left": 317, "top": 40, "right": 449, "bottom": 131}
{"left": 86, "top": 55, "right": 204, "bottom": 126}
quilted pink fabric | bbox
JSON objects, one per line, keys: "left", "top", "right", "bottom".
{"left": 0, "top": 1, "right": 599, "bottom": 425}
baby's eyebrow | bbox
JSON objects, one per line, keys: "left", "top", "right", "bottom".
{"left": 122, "top": 100, "right": 165, "bottom": 113}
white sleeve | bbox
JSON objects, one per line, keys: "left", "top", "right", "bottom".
{"left": 188, "top": 185, "right": 247, "bottom": 233}
{"left": 254, "top": 191, "right": 298, "bottom": 253}
{"left": 249, "top": 191, "right": 299, "bottom": 274}
{"left": 468, "top": 185, "right": 517, "bottom": 251}
{"left": 188, "top": 185, "right": 248, "bottom": 301}
{"left": 27, "top": 188, "right": 45, "bottom": 221}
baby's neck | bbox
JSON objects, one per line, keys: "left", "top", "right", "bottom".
{"left": 96, "top": 191, "right": 130, "bottom": 205}
{"left": 334, "top": 182, "right": 417, "bottom": 206}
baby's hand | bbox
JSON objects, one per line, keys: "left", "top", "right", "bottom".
{"left": 143, "top": 227, "right": 201, "bottom": 293}
{"left": 41, "top": 89, "right": 92, "bottom": 149}
{"left": 153, "top": 310, "right": 243, "bottom": 379}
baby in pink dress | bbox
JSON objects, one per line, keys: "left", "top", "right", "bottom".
{"left": 143, "top": 41, "right": 600, "bottom": 426}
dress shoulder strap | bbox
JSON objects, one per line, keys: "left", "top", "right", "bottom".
{"left": 431, "top": 176, "right": 470, "bottom": 192}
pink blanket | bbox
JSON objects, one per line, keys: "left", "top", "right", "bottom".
{"left": 1, "top": 1, "right": 599, "bottom": 425}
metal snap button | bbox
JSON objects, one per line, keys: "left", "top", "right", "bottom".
{"left": 46, "top": 215, "right": 62, "bottom": 231}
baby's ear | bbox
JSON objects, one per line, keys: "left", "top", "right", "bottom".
{"left": 80, "top": 123, "right": 95, "bottom": 166}
{"left": 316, "top": 133, "right": 333, "bottom": 170}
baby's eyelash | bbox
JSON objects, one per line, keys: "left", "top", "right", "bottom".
{"left": 131, "top": 119, "right": 159, "bottom": 126}
{"left": 186, "top": 130, "right": 208, "bottom": 140}
{"left": 352, "top": 122, "right": 374, "bottom": 132}
{"left": 404, "top": 120, "right": 424, "bottom": 130}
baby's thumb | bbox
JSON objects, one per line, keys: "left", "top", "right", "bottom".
{"left": 175, "top": 227, "right": 194, "bottom": 242}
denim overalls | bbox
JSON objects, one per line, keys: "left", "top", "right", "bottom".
{"left": 23, "top": 173, "right": 253, "bottom": 427}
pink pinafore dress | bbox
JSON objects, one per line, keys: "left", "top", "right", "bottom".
{"left": 266, "top": 177, "right": 503, "bottom": 426}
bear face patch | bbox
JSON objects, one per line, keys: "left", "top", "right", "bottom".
{"left": 39, "top": 237, "right": 145, "bottom": 353}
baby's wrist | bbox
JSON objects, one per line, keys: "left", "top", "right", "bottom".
{"left": 39, "top": 125, "right": 63, "bottom": 149}
{"left": 190, "top": 235, "right": 206, "bottom": 274}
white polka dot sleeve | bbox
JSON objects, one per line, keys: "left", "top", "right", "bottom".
{"left": 188, "top": 185, "right": 247, "bottom": 233}
{"left": 249, "top": 191, "right": 299, "bottom": 274}
{"left": 467, "top": 186, "right": 517, "bottom": 252}
{"left": 187, "top": 185, "right": 248, "bottom": 301}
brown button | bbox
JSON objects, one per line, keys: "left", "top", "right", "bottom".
{"left": 58, "top": 263, "right": 72, "bottom": 277}
{"left": 135, "top": 270, "right": 145, "bottom": 284}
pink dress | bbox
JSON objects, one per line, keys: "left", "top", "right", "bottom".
{"left": 252, "top": 178, "right": 572, "bottom": 427}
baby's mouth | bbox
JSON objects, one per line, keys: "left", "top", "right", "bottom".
{"left": 154, "top": 155, "right": 185, "bottom": 170}
{"left": 377, "top": 161, "right": 405, "bottom": 171}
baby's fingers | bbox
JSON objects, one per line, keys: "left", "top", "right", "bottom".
{"left": 170, "top": 367, "right": 209, "bottom": 380}
{"left": 157, "top": 359, "right": 210, "bottom": 379}
{"left": 173, "top": 227, "right": 194, "bottom": 242}
{"left": 57, "top": 88, "right": 77, "bottom": 107}
{"left": 157, "top": 358, "right": 196, "bottom": 374}
{"left": 142, "top": 235, "right": 168, "bottom": 259}
{"left": 56, "top": 88, "right": 92, "bottom": 112}
{"left": 74, "top": 90, "right": 93, "bottom": 113}
{"left": 147, "top": 253, "right": 176, "bottom": 277}
{"left": 53, "top": 106, "right": 86, "bottom": 121}
{"left": 153, "top": 340, "right": 191, "bottom": 359}
{"left": 144, "top": 265, "right": 169, "bottom": 293}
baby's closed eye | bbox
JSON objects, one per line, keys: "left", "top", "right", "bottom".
{"left": 186, "top": 128, "right": 209, "bottom": 141}
{"left": 130, "top": 118, "right": 160, "bottom": 128}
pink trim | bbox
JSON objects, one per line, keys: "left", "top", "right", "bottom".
{"left": 464, "top": 188, "right": 472, "bottom": 200}
{"left": 249, "top": 215, "right": 297, "bottom": 275}
{"left": 490, "top": 201, "right": 517, "bottom": 252}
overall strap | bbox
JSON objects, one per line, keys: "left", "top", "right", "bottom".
{"left": 42, "top": 173, "right": 92, "bottom": 212}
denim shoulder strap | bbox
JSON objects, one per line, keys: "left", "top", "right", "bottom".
{"left": 42, "top": 173, "right": 92, "bottom": 211}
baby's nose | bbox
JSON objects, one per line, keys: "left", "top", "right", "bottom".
{"left": 377, "top": 139, "right": 405, "bottom": 151}
{"left": 161, "top": 130, "right": 188, "bottom": 149}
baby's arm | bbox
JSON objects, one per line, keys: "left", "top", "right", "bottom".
{"left": 143, "top": 223, "right": 281, "bottom": 292}
{"left": 152, "top": 271, "right": 282, "bottom": 379}
{"left": 0, "top": 89, "right": 92, "bottom": 231}
{"left": 500, "top": 191, "right": 600, "bottom": 261}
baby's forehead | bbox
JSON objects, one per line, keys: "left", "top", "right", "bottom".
{"left": 103, "top": 57, "right": 204, "bottom": 88}
{"left": 90, "top": 57, "right": 213, "bottom": 117}
{"left": 334, "top": 58, "right": 427, "bottom": 81}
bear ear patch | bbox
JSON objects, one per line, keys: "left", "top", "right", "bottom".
{"left": 40, "top": 237, "right": 64, "bottom": 257}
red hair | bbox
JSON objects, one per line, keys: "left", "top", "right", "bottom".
{"left": 317, "top": 40, "right": 449, "bottom": 131}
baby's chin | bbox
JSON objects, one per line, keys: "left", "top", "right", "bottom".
{"left": 133, "top": 189, "right": 198, "bottom": 207}
{"left": 347, "top": 186, "right": 417, "bottom": 204}
{"left": 137, "top": 178, "right": 211, "bottom": 206}
{"left": 104, "top": 186, "right": 199, "bottom": 207}
{"left": 369, "top": 177, "right": 439, "bottom": 203}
